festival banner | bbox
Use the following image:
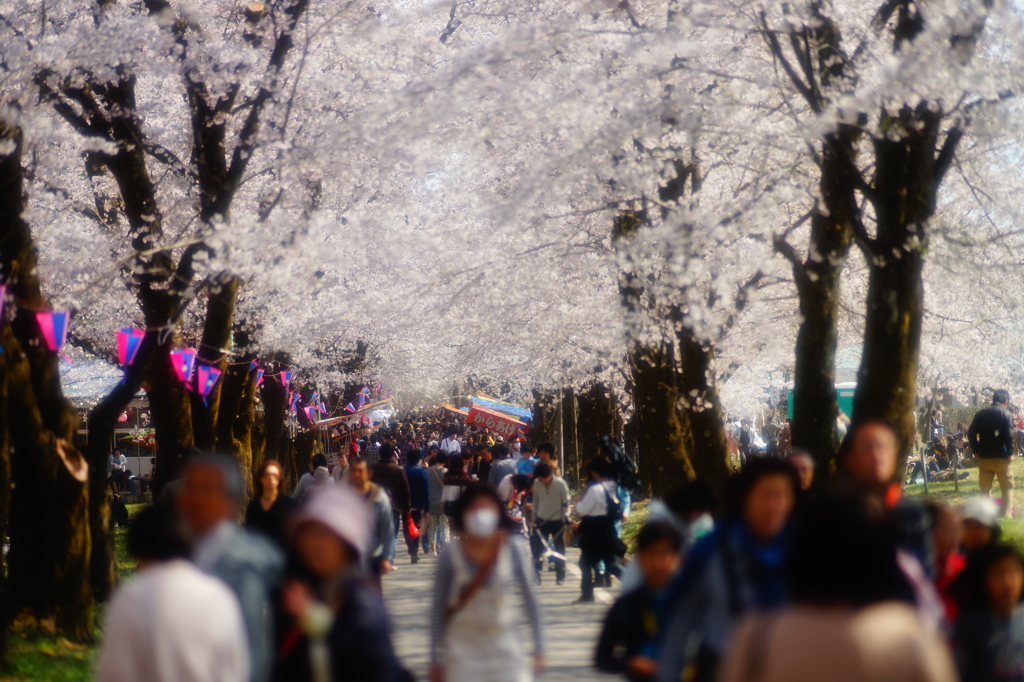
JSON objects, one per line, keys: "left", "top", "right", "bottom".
{"left": 466, "top": 404, "right": 528, "bottom": 439}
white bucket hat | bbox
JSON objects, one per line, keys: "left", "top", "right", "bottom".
{"left": 290, "top": 484, "right": 370, "bottom": 560}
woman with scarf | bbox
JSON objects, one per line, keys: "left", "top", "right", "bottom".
{"left": 655, "top": 458, "right": 800, "bottom": 682}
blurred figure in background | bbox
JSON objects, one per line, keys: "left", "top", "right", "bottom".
{"left": 954, "top": 544, "right": 1024, "bottom": 682}
{"left": 961, "top": 497, "right": 1002, "bottom": 557}
{"left": 429, "top": 483, "right": 544, "bottom": 682}
{"left": 574, "top": 458, "right": 625, "bottom": 602}
{"left": 596, "top": 521, "right": 682, "bottom": 682}
{"left": 655, "top": 459, "right": 799, "bottom": 682}
{"left": 272, "top": 486, "right": 409, "bottom": 682}
{"left": 787, "top": 449, "right": 816, "bottom": 491}
{"left": 97, "top": 505, "right": 249, "bottom": 682}
{"left": 442, "top": 454, "right": 473, "bottom": 539}
{"left": 426, "top": 452, "right": 450, "bottom": 555}
{"left": 928, "top": 501, "right": 966, "bottom": 624}
{"left": 178, "top": 454, "right": 285, "bottom": 682}
{"left": 718, "top": 491, "right": 956, "bottom": 682}
{"left": 405, "top": 449, "right": 429, "bottom": 564}
{"left": 373, "top": 447, "right": 411, "bottom": 567}
{"left": 530, "top": 462, "right": 569, "bottom": 585}
{"left": 246, "top": 459, "right": 296, "bottom": 550}
{"left": 345, "top": 456, "right": 395, "bottom": 591}
{"left": 293, "top": 454, "right": 332, "bottom": 502}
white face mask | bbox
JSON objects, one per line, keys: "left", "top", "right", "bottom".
{"left": 464, "top": 507, "right": 500, "bottom": 538}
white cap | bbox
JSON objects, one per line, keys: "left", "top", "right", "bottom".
{"left": 961, "top": 497, "right": 1000, "bottom": 528}
{"left": 290, "top": 485, "right": 370, "bottom": 560}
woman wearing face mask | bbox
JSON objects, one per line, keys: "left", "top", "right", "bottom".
{"left": 429, "top": 483, "right": 544, "bottom": 682}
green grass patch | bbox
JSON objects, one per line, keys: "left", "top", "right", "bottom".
{"left": 903, "top": 459, "right": 1024, "bottom": 551}
{"left": 622, "top": 498, "right": 651, "bottom": 555}
{"left": 4, "top": 625, "right": 96, "bottom": 681}
{"left": 4, "top": 502, "right": 149, "bottom": 680}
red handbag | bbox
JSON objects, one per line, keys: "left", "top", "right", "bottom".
{"left": 406, "top": 512, "right": 421, "bottom": 539}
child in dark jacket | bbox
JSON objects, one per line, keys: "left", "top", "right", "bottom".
{"left": 595, "top": 521, "right": 682, "bottom": 682}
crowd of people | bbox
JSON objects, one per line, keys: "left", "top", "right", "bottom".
{"left": 95, "top": 393, "right": 1024, "bottom": 682}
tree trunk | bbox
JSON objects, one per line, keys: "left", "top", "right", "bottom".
{"left": 0, "top": 125, "right": 92, "bottom": 639}
{"left": 787, "top": 126, "right": 860, "bottom": 472}
{"left": 577, "top": 383, "right": 619, "bottom": 468}
{"left": 630, "top": 343, "right": 695, "bottom": 496}
{"left": 192, "top": 277, "right": 239, "bottom": 450}
{"left": 84, "top": 332, "right": 158, "bottom": 601}
{"left": 5, "top": 333, "right": 92, "bottom": 639}
{"left": 0, "top": 338, "right": 11, "bottom": 661}
{"left": 260, "top": 367, "right": 292, "bottom": 489}
{"left": 147, "top": 344, "right": 195, "bottom": 495}
{"left": 677, "top": 332, "right": 731, "bottom": 487}
{"left": 853, "top": 106, "right": 941, "bottom": 477}
{"left": 233, "top": 370, "right": 258, "bottom": 498}
{"left": 560, "top": 387, "right": 579, "bottom": 487}
{"left": 530, "top": 390, "right": 558, "bottom": 446}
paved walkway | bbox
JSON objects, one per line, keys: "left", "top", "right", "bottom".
{"left": 382, "top": 541, "right": 620, "bottom": 682}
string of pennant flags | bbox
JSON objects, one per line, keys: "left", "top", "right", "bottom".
{"left": 15, "top": 297, "right": 382, "bottom": 419}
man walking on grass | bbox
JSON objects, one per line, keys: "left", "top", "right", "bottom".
{"left": 969, "top": 389, "right": 1016, "bottom": 518}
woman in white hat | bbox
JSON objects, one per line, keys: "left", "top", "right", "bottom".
{"left": 272, "top": 486, "right": 408, "bottom": 682}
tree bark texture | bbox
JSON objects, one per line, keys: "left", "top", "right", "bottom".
{"left": 0, "top": 126, "right": 92, "bottom": 639}
{"left": 677, "top": 332, "right": 731, "bottom": 487}
{"left": 560, "top": 387, "right": 579, "bottom": 488}
{"left": 788, "top": 127, "right": 860, "bottom": 472}
{"left": 629, "top": 343, "right": 695, "bottom": 497}
{"left": 576, "top": 383, "right": 620, "bottom": 466}
{"left": 853, "top": 106, "right": 943, "bottom": 477}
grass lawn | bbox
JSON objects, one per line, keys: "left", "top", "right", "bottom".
{"left": 4, "top": 503, "right": 145, "bottom": 681}
{"left": 903, "top": 458, "right": 1024, "bottom": 549}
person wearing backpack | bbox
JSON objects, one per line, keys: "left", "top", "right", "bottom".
{"left": 573, "top": 458, "right": 626, "bottom": 603}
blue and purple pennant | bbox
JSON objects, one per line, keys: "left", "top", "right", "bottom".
{"left": 171, "top": 349, "right": 197, "bottom": 385}
{"left": 256, "top": 369, "right": 265, "bottom": 385}
{"left": 194, "top": 363, "right": 222, "bottom": 407}
{"left": 117, "top": 328, "right": 145, "bottom": 366}
{"left": 36, "top": 310, "right": 69, "bottom": 353}
{"left": 282, "top": 371, "right": 292, "bottom": 390}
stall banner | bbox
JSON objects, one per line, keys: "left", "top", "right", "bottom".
{"left": 466, "top": 404, "right": 528, "bottom": 439}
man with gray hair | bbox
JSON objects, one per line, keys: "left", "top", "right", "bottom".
{"left": 178, "top": 454, "right": 284, "bottom": 682}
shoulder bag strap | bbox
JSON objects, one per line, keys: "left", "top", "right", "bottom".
{"left": 445, "top": 535, "right": 506, "bottom": 624}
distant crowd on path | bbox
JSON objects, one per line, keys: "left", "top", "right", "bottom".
{"left": 96, "top": 409, "right": 593, "bottom": 682}
{"left": 95, "top": 393, "right": 1024, "bottom": 682}
{"left": 595, "top": 388, "right": 1024, "bottom": 682}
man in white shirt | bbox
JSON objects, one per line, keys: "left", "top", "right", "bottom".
{"left": 96, "top": 505, "right": 248, "bottom": 682}
{"left": 531, "top": 462, "right": 570, "bottom": 584}
{"left": 573, "top": 459, "right": 623, "bottom": 602}
{"left": 439, "top": 431, "right": 461, "bottom": 455}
